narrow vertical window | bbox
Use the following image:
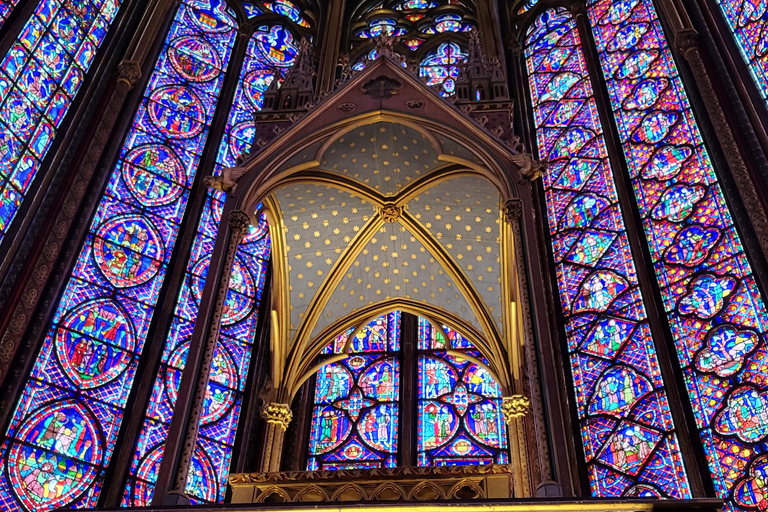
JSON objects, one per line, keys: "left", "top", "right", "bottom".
{"left": 307, "top": 312, "right": 401, "bottom": 470}
{"left": 0, "top": 1, "right": 236, "bottom": 510}
{"left": 715, "top": 0, "right": 768, "bottom": 104}
{"left": 123, "top": 24, "right": 298, "bottom": 506}
{"left": 0, "top": 0, "right": 122, "bottom": 242}
{"left": 417, "top": 319, "right": 507, "bottom": 466}
{"left": 524, "top": 7, "right": 691, "bottom": 497}
{"left": 588, "top": 0, "right": 768, "bottom": 506}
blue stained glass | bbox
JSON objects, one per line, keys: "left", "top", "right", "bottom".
{"left": 0, "top": 0, "right": 122, "bottom": 243}
{"left": 416, "top": 320, "right": 508, "bottom": 466}
{"left": 524, "top": 7, "right": 691, "bottom": 497}
{"left": 262, "top": 0, "right": 310, "bottom": 27}
{"left": 0, "top": 2, "right": 236, "bottom": 511}
{"left": 0, "top": 0, "right": 19, "bottom": 25}
{"left": 307, "top": 312, "right": 401, "bottom": 470}
{"left": 715, "top": 0, "right": 768, "bottom": 105}
{"left": 122, "top": 24, "right": 296, "bottom": 505}
{"left": 419, "top": 42, "right": 468, "bottom": 96}
{"left": 587, "top": 0, "right": 768, "bottom": 506}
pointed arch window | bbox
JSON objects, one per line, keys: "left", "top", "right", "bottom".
{"left": 123, "top": 22, "right": 300, "bottom": 507}
{"left": 0, "top": 1, "right": 237, "bottom": 510}
{"left": 523, "top": 0, "right": 768, "bottom": 507}
{"left": 307, "top": 312, "right": 508, "bottom": 470}
{"left": 0, "top": 0, "right": 123, "bottom": 243}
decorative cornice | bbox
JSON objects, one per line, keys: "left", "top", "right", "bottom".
{"left": 501, "top": 395, "right": 531, "bottom": 424}
{"left": 261, "top": 402, "right": 293, "bottom": 430}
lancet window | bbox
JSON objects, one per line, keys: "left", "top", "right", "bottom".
{"left": 307, "top": 312, "right": 508, "bottom": 470}
{"left": 522, "top": 0, "right": 768, "bottom": 507}
{"left": 0, "top": 0, "right": 122, "bottom": 244}
{"left": 0, "top": 0, "right": 312, "bottom": 507}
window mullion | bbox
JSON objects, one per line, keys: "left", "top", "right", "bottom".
{"left": 399, "top": 312, "right": 418, "bottom": 468}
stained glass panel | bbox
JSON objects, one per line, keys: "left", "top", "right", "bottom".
{"left": 715, "top": 0, "right": 768, "bottom": 104}
{"left": 588, "top": 0, "right": 768, "bottom": 506}
{"left": 419, "top": 42, "right": 468, "bottom": 96}
{"left": 416, "top": 319, "right": 508, "bottom": 466}
{"left": 524, "top": 7, "right": 691, "bottom": 497}
{"left": 0, "top": 0, "right": 20, "bottom": 26}
{"left": 122, "top": 25, "right": 297, "bottom": 506}
{"left": 307, "top": 312, "right": 401, "bottom": 470}
{"left": 0, "top": 0, "right": 122, "bottom": 243}
{"left": 0, "top": 2, "right": 236, "bottom": 510}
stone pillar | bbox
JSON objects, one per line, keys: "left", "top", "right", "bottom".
{"left": 158, "top": 210, "right": 251, "bottom": 504}
{"left": 502, "top": 394, "right": 531, "bottom": 498}
{"left": 260, "top": 402, "right": 293, "bottom": 472}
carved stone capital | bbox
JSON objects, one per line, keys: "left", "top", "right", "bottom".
{"left": 674, "top": 28, "right": 699, "bottom": 56}
{"left": 261, "top": 402, "right": 293, "bottom": 430}
{"left": 228, "top": 210, "right": 252, "bottom": 235}
{"left": 502, "top": 199, "right": 523, "bottom": 223}
{"left": 501, "top": 395, "right": 531, "bottom": 424}
{"left": 379, "top": 204, "right": 402, "bottom": 223}
{"left": 117, "top": 60, "right": 141, "bottom": 88}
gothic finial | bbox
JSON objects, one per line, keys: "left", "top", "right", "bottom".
{"left": 281, "top": 37, "right": 316, "bottom": 90}
{"left": 373, "top": 32, "right": 401, "bottom": 62}
{"left": 337, "top": 52, "right": 353, "bottom": 85}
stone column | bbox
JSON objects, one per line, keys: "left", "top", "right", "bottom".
{"left": 502, "top": 394, "right": 531, "bottom": 498}
{"left": 157, "top": 210, "right": 251, "bottom": 504}
{"left": 260, "top": 402, "right": 293, "bottom": 472}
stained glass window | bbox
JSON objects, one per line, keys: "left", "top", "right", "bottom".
{"left": 524, "top": 7, "right": 691, "bottom": 497}
{"left": 0, "top": 1, "right": 236, "bottom": 510}
{"left": 715, "top": 0, "right": 768, "bottom": 104}
{"left": 307, "top": 312, "right": 510, "bottom": 470}
{"left": 419, "top": 42, "right": 468, "bottom": 96}
{"left": 307, "top": 312, "right": 401, "bottom": 470}
{"left": 417, "top": 319, "right": 508, "bottom": 466}
{"left": 582, "top": 0, "right": 768, "bottom": 507}
{"left": 123, "top": 24, "right": 297, "bottom": 506}
{"left": 0, "top": 0, "right": 122, "bottom": 244}
{"left": 263, "top": 0, "right": 311, "bottom": 27}
{"left": 0, "top": 0, "right": 20, "bottom": 26}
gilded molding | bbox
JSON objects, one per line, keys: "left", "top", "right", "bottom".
{"left": 261, "top": 402, "right": 294, "bottom": 431}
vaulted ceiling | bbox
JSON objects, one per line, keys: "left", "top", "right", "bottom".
{"left": 267, "top": 120, "right": 505, "bottom": 351}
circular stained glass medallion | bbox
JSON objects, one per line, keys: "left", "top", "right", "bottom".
{"left": 168, "top": 36, "right": 221, "bottom": 82}
{"left": 122, "top": 144, "right": 186, "bottom": 207}
{"left": 419, "top": 401, "right": 458, "bottom": 450}
{"left": 465, "top": 401, "right": 502, "bottom": 447}
{"left": 7, "top": 400, "right": 102, "bottom": 511}
{"left": 359, "top": 404, "right": 398, "bottom": 453}
{"left": 93, "top": 214, "right": 164, "bottom": 288}
{"left": 165, "top": 342, "right": 238, "bottom": 424}
{"left": 148, "top": 86, "right": 206, "bottom": 139}
{"left": 229, "top": 121, "right": 255, "bottom": 160}
{"left": 190, "top": 255, "right": 255, "bottom": 325}
{"left": 253, "top": 26, "right": 298, "bottom": 67}
{"left": 243, "top": 69, "right": 273, "bottom": 109}
{"left": 54, "top": 298, "right": 136, "bottom": 389}
{"left": 133, "top": 445, "right": 163, "bottom": 506}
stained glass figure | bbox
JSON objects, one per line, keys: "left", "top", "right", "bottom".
{"left": 715, "top": 0, "right": 768, "bottom": 104}
{"left": 0, "top": 1, "right": 236, "bottom": 511}
{"left": 123, "top": 24, "right": 297, "bottom": 506}
{"left": 587, "top": 0, "right": 768, "bottom": 505}
{"left": 419, "top": 42, "right": 468, "bottom": 96}
{"left": 263, "top": 0, "right": 311, "bottom": 27}
{"left": 524, "top": 7, "right": 691, "bottom": 497}
{"left": 0, "top": 0, "right": 122, "bottom": 244}
{"left": 417, "top": 319, "right": 508, "bottom": 466}
{"left": 307, "top": 312, "right": 401, "bottom": 470}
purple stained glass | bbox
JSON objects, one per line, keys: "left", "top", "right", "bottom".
{"left": 524, "top": 7, "right": 691, "bottom": 497}
{"left": 123, "top": 24, "right": 296, "bottom": 506}
{"left": 715, "top": 0, "right": 768, "bottom": 105}
{"left": 416, "top": 320, "right": 508, "bottom": 466}
{"left": 0, "top": 0, "right": 122, "bottom": 243}
{"left": 0, "top": 2, "right": 236, "bottom": 511}
{"left": 307, "top": 312, "right": 401, "bottom": 470}
{"left": 419, "top": 42, "right": 468, "bottom": 96}
{"left": 588, "top": 0, "right": 768, "bottom": 506}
